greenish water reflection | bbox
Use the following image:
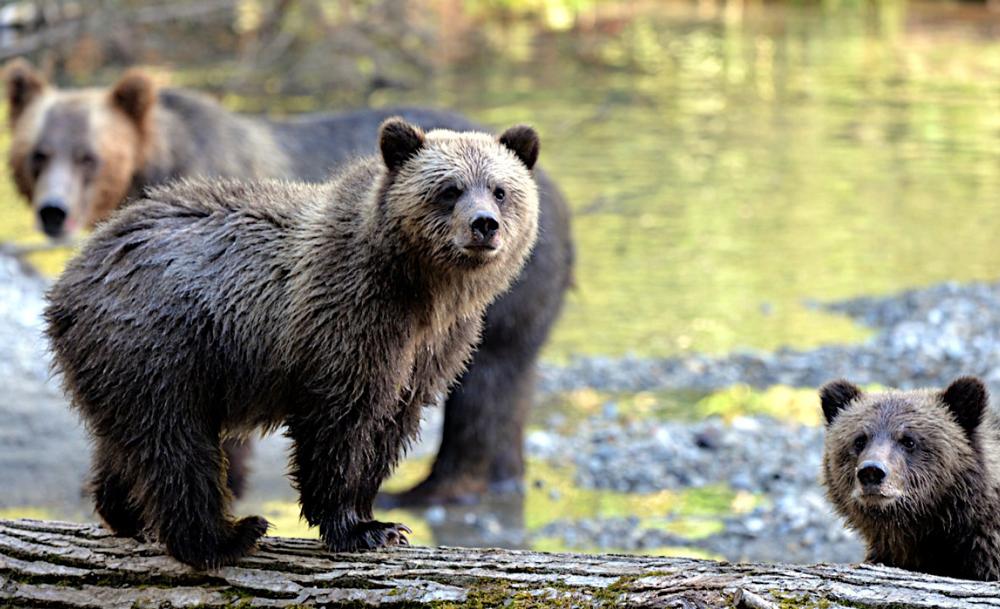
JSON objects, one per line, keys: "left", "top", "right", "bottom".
{"left": 4, "top": 3, "right": 999, "bottom": 359}
{"left": 537, "top": 384, "right": 826, "bottom": 427}
{"left": 481, "top": 2, "right": 1000, "bottom": 359}
{"left": 216, "top": 455, "right": 754, "bottom": 556}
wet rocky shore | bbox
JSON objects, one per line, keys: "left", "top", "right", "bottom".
{"left": 4, "top": 253, "right": 998, "bottom": 563}
{"left": 525, "top": 411, "right": 864, "bottom": 563}
{"left": 526, "top": 280, "right": 1000, "bottom": 562}
{"left": 538, "top": 281, "right": 1000, "bottom": 396}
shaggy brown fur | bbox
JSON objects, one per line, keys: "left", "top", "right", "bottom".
{"left": 820, "top": 376, "right": 1000, "bottom": 581}
{"left": 44, "top": 119, "right": 541, "bottom": 569}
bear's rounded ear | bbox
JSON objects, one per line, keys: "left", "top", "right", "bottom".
{"left": 379, "top": 117, "right": 425, "bottom": 172}
{"left": 942, "top": 376, "right": 987, "bottom": 435}
{"left": 820, "top": 379, "right": 862, "bottom": 425}
{"left": 110, "top": 69, "right": 157, "bottom": 128}
{"left": 499, "top": 125, "right": 539, "bottom": 170}
{"left": 4, "top": 58, "right": 47, "bottom": 124}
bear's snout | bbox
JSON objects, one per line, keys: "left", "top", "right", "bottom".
{"left": 38, "top": 198, "right": 69, "bottom": 238}
{"left": 468, "top": 211, "right": 500, "bottom": 249}
{"left": 857, "top": 460, "right": 888, "bottom": 487}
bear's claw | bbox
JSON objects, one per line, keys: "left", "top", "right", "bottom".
{"left": 332, "top": 520, "right": 412, "bottom": 551}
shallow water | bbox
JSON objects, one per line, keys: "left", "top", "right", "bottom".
{"left": 0, "top": 1, "right": 998, "bottom": 558}
{"left": 0, "top": 378, "right": 780, "bottom": 555}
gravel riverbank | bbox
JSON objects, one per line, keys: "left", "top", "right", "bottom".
{"left": 526, "top": 281, "right": 1000, "bottom": 563}
{"left": 525, "top": 411, "right": 863, "bottom": 563}
{"left": 539, "top": 281, "right": 1000, "bottom": 396}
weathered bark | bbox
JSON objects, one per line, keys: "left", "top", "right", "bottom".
{"left": 1, "top": 518, "right": 997, "bottom": 608}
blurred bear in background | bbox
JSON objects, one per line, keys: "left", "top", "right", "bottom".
{"left": 4, "top": 59, "right": 573, "bottom": 505}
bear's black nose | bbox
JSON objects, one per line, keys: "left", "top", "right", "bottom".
{"left": 470, "top": 211, "right": 499, "bottom": 244}
{"left": 38, "top": 199, "right": 68, "bottom": 238}
{"left": 857, "top": 460, "right": 888, "bottom": 486}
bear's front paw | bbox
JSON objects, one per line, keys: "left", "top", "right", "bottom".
{"left": 327, "top": 520, "right": 412, "bottom": 552}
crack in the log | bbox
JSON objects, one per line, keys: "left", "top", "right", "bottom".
{"left": 1, "top": 562, "right": 216, "bottom": 591}
{"left": 0, "top": 526, "right": 162, "bottom": 558}
{"left": 787, "top": 566, "right": 999, "bottom": 602}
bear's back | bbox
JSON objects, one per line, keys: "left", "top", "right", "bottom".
{"left": 46, "top": 177, "right": 340, "bottom": 420}
{"left": 62, "top": 177, "right": 321, "bottom": 305}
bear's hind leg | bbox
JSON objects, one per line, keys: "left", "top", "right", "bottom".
{"left": 90, "top": 444, "right": 144, "bottom": 538}
{"left": 133, "top": 424, "right": 269, "bottom": 569}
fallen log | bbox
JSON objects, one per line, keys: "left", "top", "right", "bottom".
{"left": 1, "top": 518, "right": 997, "bottom": 608}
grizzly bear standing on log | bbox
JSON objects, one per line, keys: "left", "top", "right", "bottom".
{"left": 45, "top": 118, "right": 541, "bottom": 569}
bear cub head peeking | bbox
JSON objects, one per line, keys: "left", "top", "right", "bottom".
{"left": 820, "top": 376, "right": 1000, "bottom": 581}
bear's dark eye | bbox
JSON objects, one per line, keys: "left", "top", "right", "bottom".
{"left": 853, "top": 434, "right": 867, "bottom": 453}
{"left": 30, "top": 150, "right": 48, "bottom": 174}
{"left": 77, "top": 151, "right": 98, "bottom": 170}
{"left": 493, "top": 187, "right": 506, "bottom": 202}
{"left": 439, "top": 184, "right": 463, "bottom": 205}
{"left": 899, "top": 434, "right": 916, "bottom": 451}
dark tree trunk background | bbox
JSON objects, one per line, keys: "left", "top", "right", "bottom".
{"left": 1, "top": 519, "right": 998, "bottom": 608}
